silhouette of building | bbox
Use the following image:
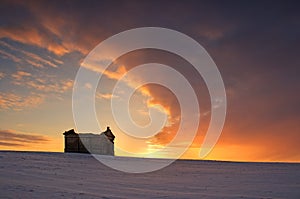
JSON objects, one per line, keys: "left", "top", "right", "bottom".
{"left": 63, "top": 127, "right": 114, "bottom": 155}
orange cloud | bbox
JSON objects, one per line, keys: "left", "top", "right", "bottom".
{"left": 82, "top": 61, "right": 128, "bottom": 80}
{"left": 105, "top": 65, "right": 127, "bottom": 80}
{"left": 0, "top": 27, "right": 69, "bottom": 56}
{"left": 96, "top": 93, "right": 116, "bottom": 100}
{"left": 0, "top": 2, "right": 90, "bottom": 56}
{"left": 0, "top": 1, "right": 134, "bottom": 57}
{"left": 11, "top": 71, "right": 31, "bottom": 81}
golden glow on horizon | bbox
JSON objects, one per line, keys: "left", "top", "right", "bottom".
{"left": 2, "top": 128, "right": 300, "bottom": 162}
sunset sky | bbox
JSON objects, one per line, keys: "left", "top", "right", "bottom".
{"left": 0, "top": 0, "right": 299, "bottom": 162}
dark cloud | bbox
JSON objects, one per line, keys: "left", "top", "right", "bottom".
{"left": 0, "top": 129, "right": 49, "bottom": 147}
{"left": 0, "top": 141, "right": 23, "bottom": 147}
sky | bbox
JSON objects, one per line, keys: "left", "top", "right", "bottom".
{"left": 0, "top": 0, "right": 299, "bottom": 162}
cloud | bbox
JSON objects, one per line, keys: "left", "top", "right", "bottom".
{"left": 0, "top": 1, "right": 86, "bottom": 56}
{"left": 22, "top": 49, "right": 59, "bottom": 68}
{"left": 22, "top": 79, "right": 73, "bottom": 94}
{"left": 11, "top": 70, "right": 73, "bottom": 94}
{"left": 0, "top": 49, "right": 22, "bottom": 63}
{"left": 11, "top": 71, "right": 31, "bottom": 81}
{"left": 96, "top": 92, "right": 116, "bottom": 100}
{"left": 0, "top": 23, "right": 69, "bottom": 56}
{"left": 90, "top": 50, "right": 210, "bottom": 152}
{"left": 82, "top": 60, "right": 127, "bottom": 80}
{"left": 3, "top": 69, "right": 73, "bottom": 112}
{"left": 0, "top": 141, "right": 23, "bottom": 146}
{"left": 0, "top": 129, "right": 49, "bottom": 147}
{"left": 0, "top": 72, "right": 5, "bottom": 80}
{"left": 0, "top": 92, "right": 44, "bottom": 111}
{"left": 194, "top": 20, "right": 235, "bottom": 41}
{"left": 0, "top": 1, "right": 146, "bottom": 56}
{"left": 0, "top": 40, "right": 61, "bottom": 68}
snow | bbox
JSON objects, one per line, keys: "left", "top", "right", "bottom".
{"left": 0, "top": 151, "right": 299, "bottom": 198}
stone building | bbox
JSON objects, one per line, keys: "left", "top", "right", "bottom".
{"left": 63, "top": 127, "right": 115, "bottom": 156}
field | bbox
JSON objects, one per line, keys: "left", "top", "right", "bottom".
{"left": 0, "top": 151, "right": 299, "bottom": 198}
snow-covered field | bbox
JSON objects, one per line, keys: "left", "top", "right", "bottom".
{"left": 0, "top": 151, "right": 299, "bottom": 199}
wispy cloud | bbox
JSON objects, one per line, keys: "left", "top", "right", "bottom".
{"left": 0, "top": 25, "right": 69, "bottom": 56}
{"left": 82, "top": 61, "right": 127, "bottom": 80}
{"left": 96, "top": 92, "right": 117, "bottom": 100}
{"left": 11, "top": 71, "right": 31, "bottom": 81}
{"left": 0, "top": 72, "right": 5, "bottom": 80}
{"left": 0, "top": 40, "right": 61, "bottom": 68}
{"left": 2, "top": 70, "right": 74, "bottom": 111}
{"left": 0, "top": 49, "right": 22, "bottom": 63}
{"left": 11, "top": 71, "right": 73, "bottom": 94}
{"left": 22, "top": 49, "right": 59, "bottom": 68}
{"left": 0, "top": 141, "right": 23, "bottom": 146}
{"left": 0, "top": 92, "right": 44, "bottom": 111}
{"left": 22, "top": 79, "right": 73, "bottom": 94}
{"left": 0, "top": 129, "right": 49, "bottom": 147}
